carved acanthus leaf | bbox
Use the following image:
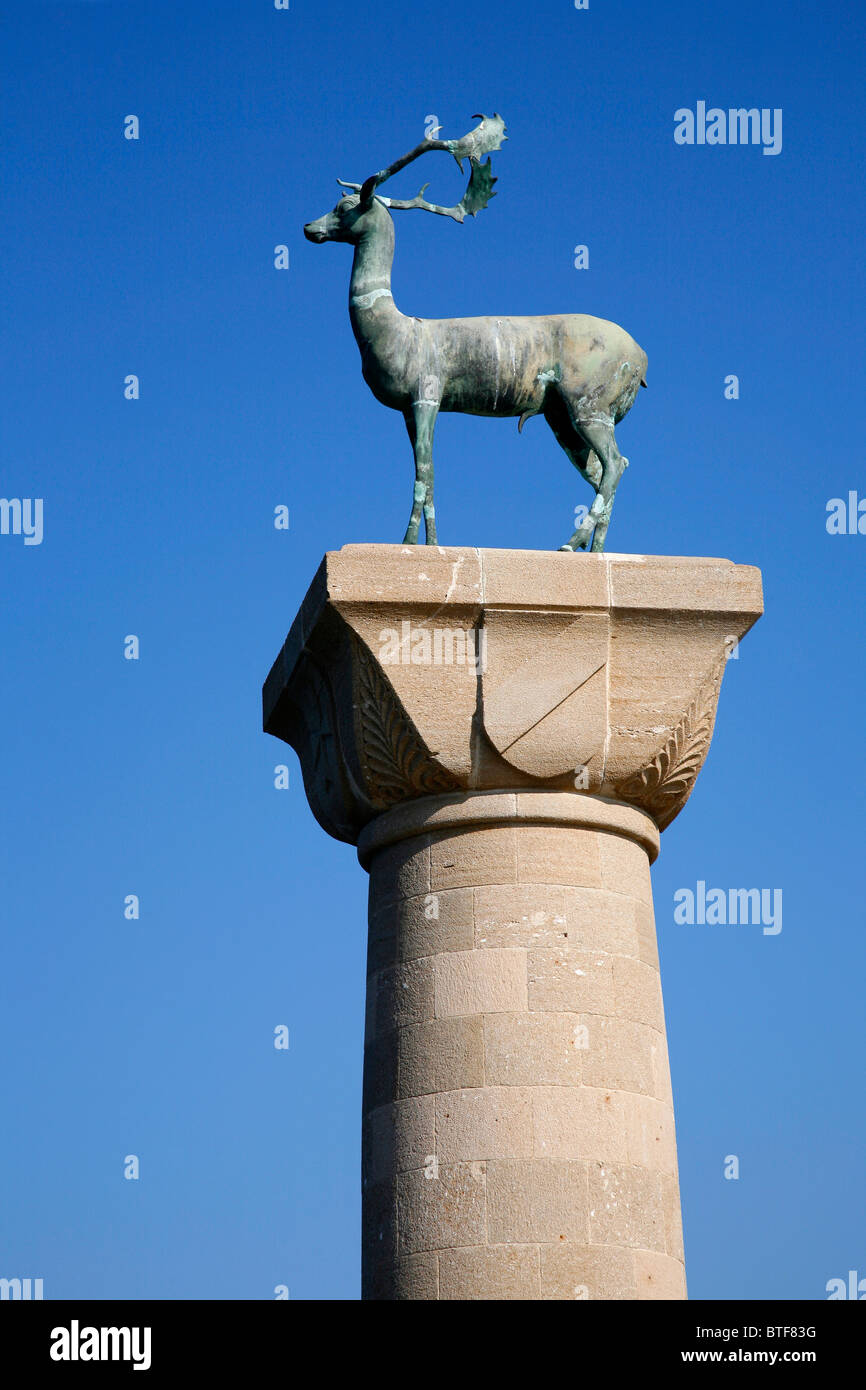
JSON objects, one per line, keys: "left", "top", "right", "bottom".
{"left": 351, "top": 635, "right": 460, "bottom": 810}
{"left": 614, "top": 660, "right": 725, "bottom": 830}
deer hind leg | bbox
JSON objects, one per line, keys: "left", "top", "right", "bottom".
{"left": 559, "top": 414, "right": 628, "bottom": 553}
{"left": 582, "top": 418, "right": 628, "bottom": 553}
{"left": 543, "top": 392, "right": 604, "bottom": 549}
{"left": 587, "top": 489, "right": 616, "bottom": 552}
{"left": 402, "top": 399, "right": 439, "bottom": 546}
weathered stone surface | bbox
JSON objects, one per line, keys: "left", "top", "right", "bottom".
{"left": 369, "top": 837, "right": 431, "bottom": 905}
{"left": 439, "top": 1245, "right": 540, "bottom": 1301}
{"left": 539, "top": 1242, "right": 637, "bottom": 1301}
{"left": 473, "top": 884, "right": 570, "bottom": 950}
{"left": 634, "top": 899, "right": 660, "bottom": 967}
{"left": 517, "top": 825, "right": 602, "bottom": 888}
{"left": 362, "top": 1028, "right": 398, "bottom": 1113}
{"left": 633, "top": 1249, "right": 688, "bottom": 1300}
{"left": 397, "top": 1017, "right": 484, "bottom": 1098}
{"left": 532, "top": 1086, "right": 629, "bottom": 1164}
{"left": 487, "top": 1159, "right": 590, "bottom": 1244}
{"left": 580, "top": 1015, "right": 661, "bottom": 1098}
{"left": 434, "top": 947, "right": 527, "bottom": 1018}
{"left": 623, "top": 1092, "right": 679, "bottom": 1175}
{"left": 394, "top": 1252, "right": 439, "bottom": 1300}
{"left": 396, "top": 1162, "right": 488, "bottom": 1255}
{"left": 483, "top": 1012, "right": 584, "bottom": 1087}
{"left": 587, "top": 1162, "right": 666, "bottom": 1252}
{"left": 662, "top": 1172, "right": 686, "bottom": 1263}
{"left": 431, "top": 826, "right": 518, "bottom": 891}
{"left": 365, "top": 956, "right": 435, "bottom": 1037}
{"left": 567, "top": 886, "right": 643, "bottom": 957}
{"left": 368, "top": 886, "right": 474, "bottom": 970}
{"left": 612, "top": 956, "right": 666, "bottom": 1031}
{"left": 435, "top": 1087, "right": 534, "bottom": 1162}
{"left": 527, "top": 946, "right": 615, "bottom": 1014}
{"left": 599, "top": 832, "right": 653, "bottom": 901}
{"left": 363, "top": 1095, "right": 435, "bottom": 1186}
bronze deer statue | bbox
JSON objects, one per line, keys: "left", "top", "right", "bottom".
{"left": 304, "top": 115, "right": 647, "bottom": 552}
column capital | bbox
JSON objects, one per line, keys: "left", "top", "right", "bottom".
{"left": 263, "top": 545, "right": 762, "bottom": 847}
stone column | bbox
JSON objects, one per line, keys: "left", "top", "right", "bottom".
{"left": 263, "top": 545, "right": 762, "bottom": 1301}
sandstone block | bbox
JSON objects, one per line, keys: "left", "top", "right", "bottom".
{"left": 394, "top": 1252, "right": 439, "bottom": 1300}
{"left": 363, "top": 1095, "right": 436, "bottom": 1186}
{"left": 598, "top": 832, "right": 653, "bottom": 902}
{"left": 365, "top": 956, "right": 435, "bottom": 1037}
{"left": 369, "top": 838, "right": 431, "bottom": 907}
{"left": 633, "top": 1249, "right": 687, "bottom": 1300}
{"left": 623, "top": 1092, "right": 678, "bottom": 1175}
{"left": 430, "top": 826, "right": 517, "bottom": 891}
{"left": 565, "top": 886, "right": 643, "bottom": 957}
{"left": 588, "top": 1162, "right": 665, "bottom": 1251}
{"left": 473, "top": 884, "right": 570, "bottom": 950}
{"left": 528, "top": 947, "right": 614, "bottom": 1014}
{"left": 612, "top": 955, "right": 665, "bottom": 1030}
{"left": 516, "top": 825, "right": 602, "bottom": 888}
{"left": 435, "top": 948, "right": 527, "bottom": 1017}
{"left": 368, "top": 887, "right": 474, "bottom": 970}
{"left": 435, "top": 1087, "right": 534, "bottom": 1162}
{"left": 579, "top": 1015, "right": 659, "bottom": 1097}
{"left": 396, "top": 1162, "right": 488, "bottom": 1255}
{"left": 484, "top": 1011, "right": 584, "bottom": 1087}
{"left": 532, "top": 1086, "right": 629, "bottom": 1164}
{"left": 397, "top": 1016, "right": 484, "bottom": 1098}
{"left": 540, "top": 1242, "right": 637, "bottom": 1300}
{"left": 439, "top": 1245, "right": 541, "bottom": 1300}
{"left": 486, "top": 1159, "right": 590, "bottom": 1244}
{"left": 662, "top": 1173, "right": 685, "bottom": 1262}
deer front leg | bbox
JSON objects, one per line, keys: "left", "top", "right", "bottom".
{"left": 402, "top": 398, "right": 439, "bottom": 545}
{"left": 402, "top": 412, "right": 423, "bottom": 544}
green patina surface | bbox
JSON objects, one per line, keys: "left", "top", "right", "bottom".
{"left": 304, "top": 114, "right": 646, "bottom": 552}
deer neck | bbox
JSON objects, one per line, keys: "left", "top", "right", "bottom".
{"left": 348, "top": 217, "right": 403, "bottom": 345}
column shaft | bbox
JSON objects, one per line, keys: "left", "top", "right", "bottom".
{"left": 359, "top": 791, "right": 686, "bottom": 1301}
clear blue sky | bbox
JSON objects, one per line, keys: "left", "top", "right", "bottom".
{"left": 1, "top": 0, "right": 864, "bottom": 1300}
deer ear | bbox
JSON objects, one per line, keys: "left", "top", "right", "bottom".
{"left": 358, "top": 176, "right": 378, "bottom": 208}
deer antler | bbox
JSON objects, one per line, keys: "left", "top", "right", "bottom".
{"left": 374, "top": 159, "right": 499, "bottom": 223}
{"left": 338, "top": 113, "right": 506, "bottom": 220}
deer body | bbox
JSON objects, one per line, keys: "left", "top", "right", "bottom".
{"left": 409, "top": 315, "right": 643, "bottom": 423}
{"left": 305, "top": 115, "right": 647, "bottom": 551}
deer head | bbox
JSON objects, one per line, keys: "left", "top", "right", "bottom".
{"left": 303, "top": 113, "right": 507, "bottom": 245}
{"left": 303, "top": 194, "right": 380, "bottom": 245}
